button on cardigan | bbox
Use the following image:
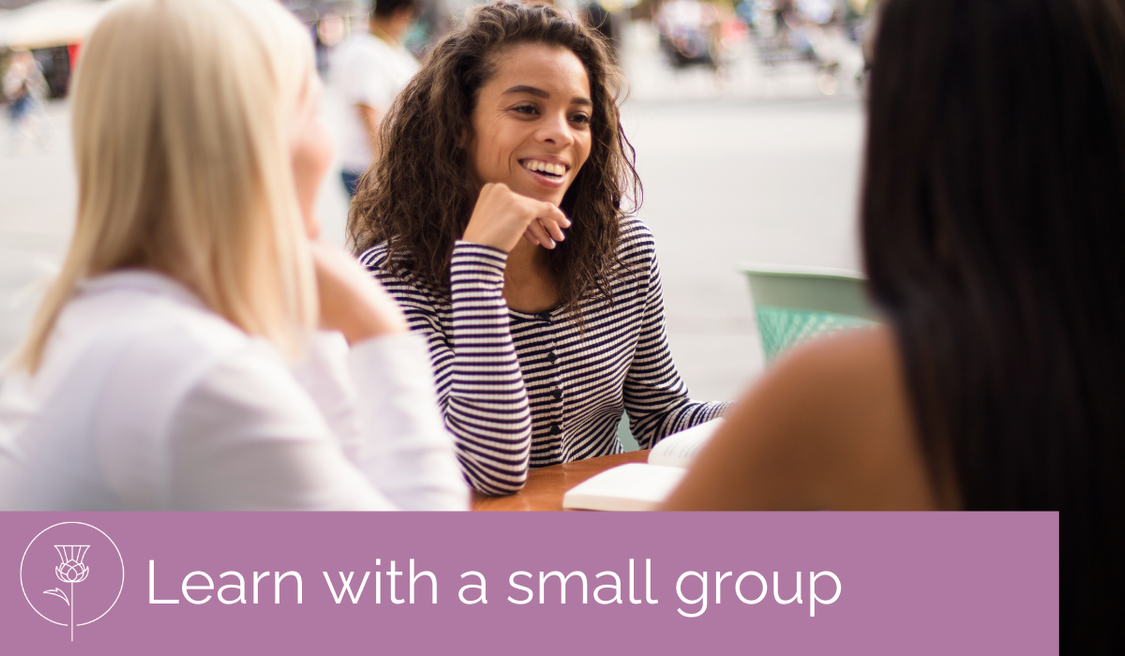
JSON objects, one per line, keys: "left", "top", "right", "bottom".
{"left": 361, "top": 218, "right": 729, "bottom": 495}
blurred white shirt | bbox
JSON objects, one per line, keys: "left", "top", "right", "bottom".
{"left": 0, "top": 270, "right": 468, "bottom": 510}
{"left": 334, "top": 32, "right": 419, "bottom": 175}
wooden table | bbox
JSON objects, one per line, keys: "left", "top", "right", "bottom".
{"left": 472, "top": 450, "right": 650, "bottom": 511}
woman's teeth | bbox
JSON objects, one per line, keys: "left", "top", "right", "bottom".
{"left": 522, "top": 160, "right": 565, "bottom": 177}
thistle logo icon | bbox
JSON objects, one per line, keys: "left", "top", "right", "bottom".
{"left": 20, "top": 523, "right": 124, "bottom": 642}
{"left": 44, "top": 545, "right": 92, "bottom": 641}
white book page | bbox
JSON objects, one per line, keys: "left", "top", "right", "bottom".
{"left": 562, "top": 464, "right": 687, "bottom": 511}
{"left": 647, "top": 418, "right": 723, "bottom": 468}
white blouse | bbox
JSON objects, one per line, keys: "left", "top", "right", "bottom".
{"left": 0, "top": 271, "right": 468, "bottom": 510}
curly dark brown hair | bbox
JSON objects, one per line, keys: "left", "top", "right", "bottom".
{"left": 347, "top": 1, "right": 641, "bottom": 314}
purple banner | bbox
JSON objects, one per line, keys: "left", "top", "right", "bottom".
{"left": 0, "top": 512, "right": 1057, "bottom": 655}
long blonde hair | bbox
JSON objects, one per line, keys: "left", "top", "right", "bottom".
{"left": 14, "top": 0, "right": 318, "bottom": 371}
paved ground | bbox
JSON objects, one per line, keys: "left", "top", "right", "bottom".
{"left": 0, "top": 21, "right": 865, "bottom": 401}
{"left": 625, "top": 97, "right": 864, "bottom": 401}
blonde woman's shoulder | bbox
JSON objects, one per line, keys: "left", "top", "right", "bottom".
{"left": 67, "top": 271, "right": 252, "bottom": 354}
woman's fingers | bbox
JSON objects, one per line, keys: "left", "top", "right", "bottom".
{"left": 536, "top": 203, "right": 570, "bottom": 242}
{"left": 523, "top": 201, "right": 569, "bottom": 246}
{"left": 542, "top": 203, "right": 571, "bottom": 229}
{"left": 541, "top": 216, "right": 567, "bottom": 243}
{"left": 461, "top": 183, "right": 574, "bottom": 252}
{"left": 525, "top": 219, "right": 556, "bottom": 249}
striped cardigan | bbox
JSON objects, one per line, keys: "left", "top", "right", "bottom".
{"left": 360, "top": 218, "right": 729, "bottom": 494}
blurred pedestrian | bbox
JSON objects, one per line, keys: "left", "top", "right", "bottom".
{"left": 581, "top": 0, "right": 618, "bottom": 61}
{"left": 0, "top": 0, "right": 466, "bottom": 511}
{"left": 3, "top": 50, "right": 52, "bottom": 154}
{"left": 334, "top": 0, "right": 420, "bottom": 198}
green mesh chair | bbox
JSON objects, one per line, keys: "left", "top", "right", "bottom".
{"left": 738, "top": 262, "right": 879, "bottom": 363}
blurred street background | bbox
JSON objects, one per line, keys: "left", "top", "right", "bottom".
{"left": 1, "top": 0, "right": 871, "bottom": 401}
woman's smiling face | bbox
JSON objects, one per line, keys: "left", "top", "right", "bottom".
{"left": 469, "top": 43, "right": 593, "bottom": 206}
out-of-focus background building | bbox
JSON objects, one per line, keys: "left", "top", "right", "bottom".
{"left": 1, "top": 0, "right": 876, "bottom": 401}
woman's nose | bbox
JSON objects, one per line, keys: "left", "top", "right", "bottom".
{"left": 537, "top": 112, "right": 574, "bottom": 146}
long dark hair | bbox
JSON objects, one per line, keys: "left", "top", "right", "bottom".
{"left": 348, "top": 2, "right": 640, "bottom": 315}
{"left": 862, "top": 0, "right": 1124, "bottom": 648}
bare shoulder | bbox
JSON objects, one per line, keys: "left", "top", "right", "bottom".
{"left": 664, "top": 326, "right": 945, "bottom": 510}
{"left": 768, "top": 325, "right": 904, "bottom": 421}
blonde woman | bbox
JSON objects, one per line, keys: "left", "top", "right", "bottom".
{"left": 0, "top": 0, "right": 467, "bottom": 510}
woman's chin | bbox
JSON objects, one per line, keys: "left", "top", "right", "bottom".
{"left": 499, "top": 175, "right": 568, "bottom": 206}
{"left": 521, "top": 186, "right": 568, "bottom": 207}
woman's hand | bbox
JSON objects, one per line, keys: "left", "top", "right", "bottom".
{"left": 309, "top": 241, "right": 408, "bottom": 344}
{"left": 462, "top": 183, "right": 572, "bottom": 253}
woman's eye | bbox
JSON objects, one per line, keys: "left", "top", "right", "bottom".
{"left": 513, "top": 105, "right": 538, "bottom": 115}
{"left": 570, "top": 114, "right": 591, "bottom": 125}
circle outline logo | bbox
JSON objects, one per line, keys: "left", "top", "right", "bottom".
{"left": 20, "top": 522, "right": 125, "bottom": 627}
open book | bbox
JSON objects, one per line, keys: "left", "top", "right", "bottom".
{"left": 562, "top": 418, "right": 723, "bottom": 511}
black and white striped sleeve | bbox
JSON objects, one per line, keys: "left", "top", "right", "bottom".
{"left": 365, "top": 242, "right": 532, "bottom": 495}
{"left": 622, "top": 240, "right": 730, "bottom": 448}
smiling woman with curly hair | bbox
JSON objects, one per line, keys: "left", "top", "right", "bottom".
{"left": 349, "top": 2, "right": 728, "bottom": 495}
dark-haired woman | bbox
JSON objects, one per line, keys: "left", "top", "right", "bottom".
{"left": 349, "top": 2, "right": 728, "bottom": 495}
{"left": 664, "top": 0, "right": 1122, "bottom": 649}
